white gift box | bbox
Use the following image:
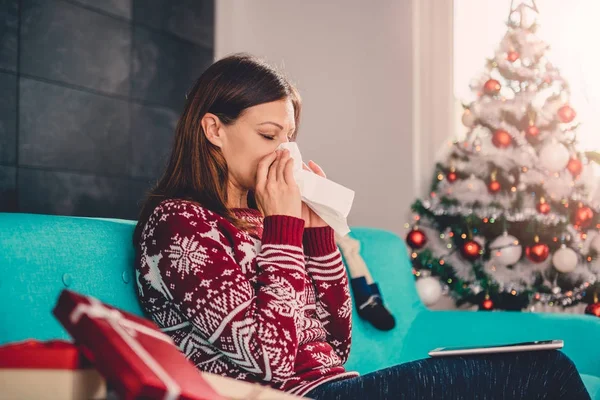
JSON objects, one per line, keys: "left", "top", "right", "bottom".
{"left": 0, "top": 339, "right": 106, "bottom": 400}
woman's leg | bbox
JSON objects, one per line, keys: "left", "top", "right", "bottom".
{"left": 305, "top": 350, "right": 591, "bottom": 400}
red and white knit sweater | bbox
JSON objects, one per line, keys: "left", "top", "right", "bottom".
{"left": 134, "top": 198, "right": 359, "bottom": 396}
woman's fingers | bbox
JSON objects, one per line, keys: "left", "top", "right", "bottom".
{"left": 284, "top": 157, "right": 296, "bottom": 186}
{"left": 267, "top": 150, "right": 281, "bottom": 183}
{"left": 256, "top": 151, "right": 279, "bottom": 188}
{"left": 308, "top": 160, "right": 326, "bottom": 178}
{"left": 277, "top": 150, "right": 290, "bottom": 182}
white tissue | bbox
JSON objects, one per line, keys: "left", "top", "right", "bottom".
{"left": 276, "top": 142, "right": 355, "bottom": 236}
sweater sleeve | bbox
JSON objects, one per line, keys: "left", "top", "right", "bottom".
{"left": 303, "top": 227, "right": 353, "bottom": 364}
{"left": 149, "top": 209, "right": 307, "bottom": 382}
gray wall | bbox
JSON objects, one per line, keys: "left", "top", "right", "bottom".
{"left": 0, "top": 0, "right": 214, "bottom": 219}
{"left": 216, "top": 0, "right": 414, "bottom": 236}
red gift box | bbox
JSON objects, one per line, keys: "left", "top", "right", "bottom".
{"left": 0, "top": 339, "right": 106, "bottom": 400}
{"left": 52, "top": 289, "right": 226, "bottom": 400}
{"left": 0, "top": 339, "right": 90, "bottom": 369}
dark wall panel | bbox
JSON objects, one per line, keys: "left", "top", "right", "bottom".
{"left": 132, "top": 0, "right": 214, "bottom": 47}
{"left": 130, "top": 103, "right": 178, "bottom": 179}
{"left": 131, "top": 25, "right": 213, "bottom": 110}
{"left": 0, "top": 72, "right": 17, "bottom": 164}
{"left": 0, "top": 0, "right": 18, "bottom": 72}
{"left": 70, "top": 0, "right": 132, "bottom": 20}
{"left": 2, "top": 0, "right": 214, "bottom": 217}
{"left": 19, "top": 168, "right": 149, "bottom": 219}
{"left": 0, "top": 165, "right": 16, "bottom": 211}
{"left": 19, "top": 78, "right": 130, "bottom": 175}
{"left": 20, "top": 0, "right": 131, "bottom": 96}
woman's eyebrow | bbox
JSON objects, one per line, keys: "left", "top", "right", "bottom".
{"left": 258, "top": 121, "right": 295, "bottom": 132}
{"left": 258, "top": 121, "right": 284, "bottom": 129}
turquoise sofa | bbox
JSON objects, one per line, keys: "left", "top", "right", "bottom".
{"left": 1, "top": 212, "right": 599, "bottom": 398}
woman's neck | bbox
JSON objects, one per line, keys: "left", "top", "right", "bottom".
{"left": 227, "top": 184, "right": 250, "bottom": 209}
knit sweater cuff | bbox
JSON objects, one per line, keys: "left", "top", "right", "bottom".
{"left": 303, "top": 226, "right": 337, "bottom": 256}
{"left": 262, "top": 215, "right": 305, "bottom": 246}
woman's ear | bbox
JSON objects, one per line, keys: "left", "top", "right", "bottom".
{"left": 201, "top": 113, "right": 224, "bottom": 148}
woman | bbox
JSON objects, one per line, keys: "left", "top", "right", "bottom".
{"left": 132, "top": 53, "right": 591, "bottom": 399}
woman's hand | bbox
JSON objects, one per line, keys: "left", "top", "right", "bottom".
{"left": 255, "top": 149, "right": 302, "bottom": 218}
{"left": 301, "top": 160, "right": 329, "bottom": 228}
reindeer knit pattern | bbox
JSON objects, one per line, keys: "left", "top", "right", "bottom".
{"left": 134, "top": 199, "right": 359, "bottom": 396}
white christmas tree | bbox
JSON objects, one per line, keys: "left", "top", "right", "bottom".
{"left": 405, "top": 0, "right": 600, "bottom": 316}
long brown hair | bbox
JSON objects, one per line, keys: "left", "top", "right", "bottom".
{"left": 132, "top": 52, "right": 302, "bottom": 247}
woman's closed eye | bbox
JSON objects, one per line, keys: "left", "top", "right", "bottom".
{"left": 260, "top": 133, "right": 293, "bottom": 141}
{"left": 260, "top": 133, "right": 276, "bottom": 141}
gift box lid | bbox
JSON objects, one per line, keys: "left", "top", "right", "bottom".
{"left": 0, "top": 339, "right": 93, "bottom": 369}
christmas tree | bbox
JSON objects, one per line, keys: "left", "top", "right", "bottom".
{"left": 405, "top": 0, "right": 600, "bottom": 315}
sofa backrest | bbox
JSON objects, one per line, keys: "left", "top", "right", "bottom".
{"left": 0, "top": 213, "right": 143, "bottom": 343}
{"left": 0, "top": 212, "right": 422, "bottom": 364}
{"left": 340, "top": 227, "right": 426, "bottom": 373}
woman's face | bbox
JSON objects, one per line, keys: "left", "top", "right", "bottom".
{"left": 208, "top": 98, "right": 296, "bottom": 190}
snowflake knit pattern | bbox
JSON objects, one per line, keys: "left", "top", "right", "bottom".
{"left": 134, "top": 199, "right": 359, "bottom": 396}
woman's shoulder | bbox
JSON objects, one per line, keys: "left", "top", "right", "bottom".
{"left": 136, "top": 198, "right": 241, "bottom": 253}
{"left": 150, "top": 198, "right": 225, "bottom": 225}
{"left": 156, "top": 198, "right": 216, "bottom": 217}
{"left": 140, "top": 198, "right": 226, "bottom": 236}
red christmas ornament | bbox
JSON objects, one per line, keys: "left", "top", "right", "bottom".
{"left": 507, "top": 51, "right": 520, "bottom": 62}
{"left": 447, "top": 172, "right": 458, "bottom": 183}
{"left": 488, "top": 180, "right": 501, "bottom": 193}
{"left": 585, "top": 302, "right": 600, "bottom": 317}
{"left": 567, "top": 158, "right": 583, "bottom": 177}
{"left": 406, "top": 228, "right": 427, "bottom": 249}
{"left": 574, "top": 205, "right": 594, "bottom": 228}
{"left": 492, "top": 129, "right": 512, "bottom": 148}
{"left": 483, "top": 79, "right": 501, "bottom": 95}
{"left": 461, "top": 240, "right": 482, "bottom": 260}
{"left": 525, "top": 243, "right": 550, "bottom": 263}
{"left": 558, "top": 105, "right": 576, "bottom": 123}
{"left": 525, "top": 125, "right": 539, "bottom": 138}
{"left": 482, "top": 297, "right": 494, "bottom": 311}
{"left": 537, "top": 198, "right": 551, "bottom": 215}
